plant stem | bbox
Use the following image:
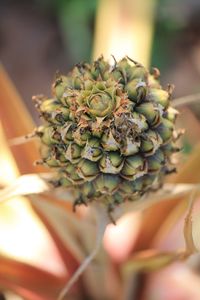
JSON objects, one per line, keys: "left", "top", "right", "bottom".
{"left": 0, "top": 174, "right": 49, "bottom": 203}
{"left": 93, "top": 0, "right": 157, "bottom": 67}
{"left": 57, "top": 204, "right": 110, "bottom": 300}
{"left": 173, "top": 93, "right": 200, "bottom": 108}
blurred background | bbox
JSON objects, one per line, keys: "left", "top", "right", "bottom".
{"left": 1, "top": 1, "right": 200, "bottom": 300}
{"left": 1, "top": 0, "right": 200, "bottom": 121}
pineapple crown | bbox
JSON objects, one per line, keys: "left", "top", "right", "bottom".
{"left": 34, "top": 56, "right": 179, "bottom": 214}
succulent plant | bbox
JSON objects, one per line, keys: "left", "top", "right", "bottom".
{"left": 34, "top": 56, "right": 179, "bottom": 216}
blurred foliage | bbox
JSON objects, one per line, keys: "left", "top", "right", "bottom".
{"left": 34, "top": 0, "right": 98, "bottom": 66}
{"left": 182, "top": 138, "right": 193, "bottom": 154}
{"left": 28, "top": 0, "right": 200, "bottom": 73}
{"left": 151, "top": 0, "right": 200, "bottom": 71}
{"left": 2, "top": 0, "right": 200, "bottom": 72}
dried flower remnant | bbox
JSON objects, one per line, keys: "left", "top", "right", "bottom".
{"left": 34, "top": 56, "right": 180, "bottom": 217}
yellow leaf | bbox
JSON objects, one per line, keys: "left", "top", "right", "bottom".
{"left": 123, "top": 249, "right": 186, "bottom": 274}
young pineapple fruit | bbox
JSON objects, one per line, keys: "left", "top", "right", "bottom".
{"left": 34, "top": 57, "right": 179, "bottom": 214}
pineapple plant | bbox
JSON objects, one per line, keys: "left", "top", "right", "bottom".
{"left": 34, "top": 56, "right": 179, "bottom": 217}
{"left": 1, "top": 59, "right": 200, "bottom": 300}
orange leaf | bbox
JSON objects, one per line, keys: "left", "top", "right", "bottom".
{"left": 0, "top": 64, "right": 44, "bottom": 174}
